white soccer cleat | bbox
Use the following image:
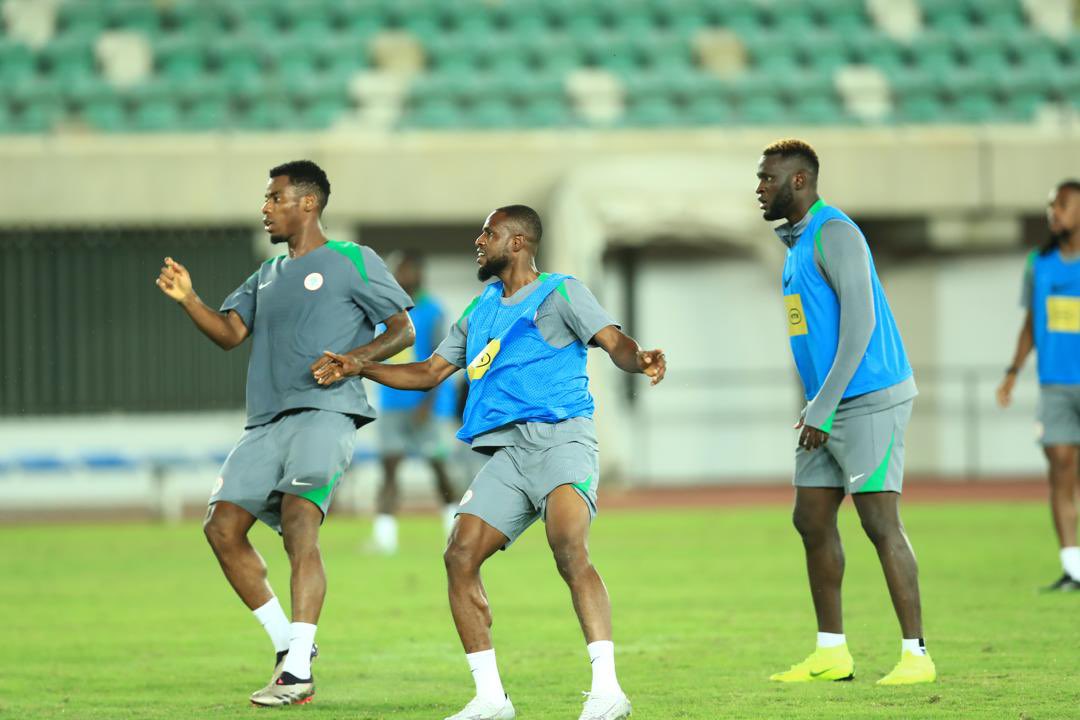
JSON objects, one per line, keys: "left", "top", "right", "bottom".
{"left": 443, "top": 694, "right": 516, "bottom": 720}
{"left": 579, "top": 691, "right": 632, "bottom": 720}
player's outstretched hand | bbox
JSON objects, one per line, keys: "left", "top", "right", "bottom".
{"left": 638, "top": 348, "right": 666, "bottom": 386}
{"left": 156, "top": 257, "right": 193, "bottom": 303}
{"left": 995, "top": 375, "right": 1015, "bottom": 408}
{"left": 312, "top": 350, "right": 365, "bottom": 386}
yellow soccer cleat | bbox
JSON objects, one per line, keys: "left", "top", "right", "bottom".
{"left": 877, "top": 651, "right": 936, "bottom": 685}
{"left": 769, "top": 644, "right": 855, "bottom": 682}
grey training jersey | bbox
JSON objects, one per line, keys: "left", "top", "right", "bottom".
{"left": 435, "top": 275, "right": 619, "bottom": 451}
{"left": 222, "top": 241, "right": 413, "bottom": 428}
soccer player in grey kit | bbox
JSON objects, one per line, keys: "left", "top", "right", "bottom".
{"left": 155, "top": 160, "right": 415, "bottom": 706}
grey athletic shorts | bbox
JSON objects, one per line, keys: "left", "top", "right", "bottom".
{"left": 455, "top": 442, "right": 599, "bottom": 549}
{"left": 794, "top": 400, "right": 912, "bottom": 495}
{"left": 1037, "top": 385, "right": 1080, "bottom": 446}
{"left": 376, "top": 408, "right": 453, "bottom": 459}
{"left": 210, "top": 409, "right": 357, "bottom": 533}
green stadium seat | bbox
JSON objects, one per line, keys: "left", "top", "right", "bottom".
{"left": 0, "top": 41, "right": 37, "bottom": 86}
{"left": 793, "top": 95, "right": 844, "bottom": 125}
{"left": 526, "top": 34, "right": 585, "bottom": 75}
{"left": 332, "top": 0, "right": 385, "bottom": 39}
{"left": 920, "top": 0, "right": 972, "bottom": 34}
{"left": 185, "top": 97, "right": 232, "bottom": 131}
{"left": 82, "top": 97, "right": 128, "bottom": 132}
{"left": 625, "top": 96, "right": 682, "bottom": 127}
{"left": 1010, "top": 33, "right": 1062, "bottom": 74}
{"left": 55, "top": 3, "right": 108, "bottom": 40}
{"left": 956, "top": 31, "right": 1011, "bottom": 74}
{"left": 940, "top": 68, "right": 995, "bottom": 98}
{"left": 776, "top": 70, "right": 833, "bottom": 100}
{"left": 686, "top": 94, "right": 733, "bottom": 125}
{"left": 722, "top": 4, "right": 764, "bottom": 35}
{"left": 520, "top": 96, "right": 571, "bottom": 128}
{"left": 743, "top": 33, "right": 801, "bottom": 74}
{"left": 42, "top": 37, "right": 97, "bottom": 85}
{"left": 638, "top": 31, "right": 694, "bottom": 71}
{"left": 63, "top": 75, "right": 114, "bottom": 106}
{"left": 768, "top": 2, "right": 818, "bottom": 36}
{"left": 895, "top": 93, "right": 945, "bottom": 123}
{"left": 277, "top": 0, "right": 336, "bottom": 39}
{"left": 1002, "top": 92, "right": 1042, "bottom": 122}
{"left": 109, "top": 1, "right": 165, "bottom": 38}
{"left": 156, "top": 36, "right": 207, "bottom": 83}
{"left": 848, "top": 33, "right": 906, "bottom": 75}
{"left": 220, "top": 3, "right": 279, "bottom": 37}
{"left": 132, "top": 99, "right": 182, "bottom": 132}
{"left": 469, "top": 99, "right": 518, "bottom": 129}
{"left": 650, "top": 0, "right": 708, "bottom": 35}
{"left": 161, "top": 1, "right": 224, "bottom": 37}
{"left": 953, "top": 93, "right": 997, "bottom": 122}
{"left": 237, "top": 98, "right": 292, "bottom": 130}
{"left": 795, "top": 30, "right": 850, "bottom": 74}
{"left": 740, "top": 95, "right": 785, "bottom": 124}
{"left": 971, "top": 0, "right": 1026, "bottom": 33}
{"left": 212, "top": 37, "right": 266, "bottom": 91}
{"left": 0, "top": 102, "right": 13, "bottom": 134}
{"left": 404, "top": 97, "right": 464, "bottom": 129}
{"left": 297, "top": 97, "right": 348, "bottom": 130}
{"left": 316, "top": 36, "right": 369, "bottom": 81}
{"left": 586, "top": 33, "right": 638, "bottom": 73}
{"left": 15, "top": 99, "right": 65, "bottom": 133}
{"left": 907, "top": 32, "right": 958, "bottom": 76}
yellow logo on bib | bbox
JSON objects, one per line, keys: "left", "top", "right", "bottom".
{"left": 386, "top": 345, "right": 416, "bottom": 364}
{"left": 1047, "top": 296, "right": 1080, "bottom": 333}
{"left": 466, "top": 338, "right": 501, "bottom": 381}
{"left": 784, "top": 294, "right": 809, "bottom": 336}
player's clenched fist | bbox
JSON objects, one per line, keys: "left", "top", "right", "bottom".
{"left": 156, "top": 256, "right": 194, "bottom": 303}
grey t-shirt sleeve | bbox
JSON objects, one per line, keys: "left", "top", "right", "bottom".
{"left": 1020, "top": 254, "right": 1034, "bottom": 309}
{"left": 805, "top": 219, "right": 876, "bottom": 429}
{"left": 539, "top": 278, "right": 620, "bottom": 348}
{"left": 352, "top": 246, "right": 414, "bottom": 322}
{"left": 220, "top": 270, "right": 258, "bottom": 330}
{"left": 433, "top": 296, "right": 477, "bottom": 368}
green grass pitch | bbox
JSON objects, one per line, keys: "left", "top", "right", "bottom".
{"left": 3, "top": 500, "right": 1078, "bottom": 719}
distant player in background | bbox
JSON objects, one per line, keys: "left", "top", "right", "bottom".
{"left": 156, "top": 160, "right": 414, "bottom": 706}
{"left": 997, "top": 179, "right": 1080, "bottom": 591}
{"left": 313, "top": 205, "right": 665, "bottom": 720}
{"left": 756, "top": 139, "right": 935, "bottom": 685}
{"left": 373, "top": 251, "right": 459, "bottom": 553}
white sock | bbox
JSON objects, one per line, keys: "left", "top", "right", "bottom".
{"left": 252, "top": 597, "right": 291, "bottom": 653}
{"left": 281, "top": 622, "right": 317, "bottom": 679}
{"left": 816, "top": 632, "right": 846, "bottom": 648}
{"left": 442, "top": 504, "right": 458, "bottom": 537}
{"left": 587, "top": 640, "right": 622, "bottom": 696}
{"left": 1060, "top": 546, "right": 1080, "bottom": 579}
{"left": 902, "top": 638, "right": 927, "bottom": 656}
{"left": 373, "top": 513, "right": 398, "bottom": 553}
{"left": 466, "top": 649, "right": 506, "bottom": 704}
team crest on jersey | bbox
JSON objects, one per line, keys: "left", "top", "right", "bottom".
{"left": 304, "top": 272, "right": 324, "bottom": 291}
{"left": 466, "top": 338, "right": 501, "bottom": 381}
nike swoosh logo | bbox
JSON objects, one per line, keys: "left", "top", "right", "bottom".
{"left": 258, "top": 281, "right": 273, "bottom": 289}
{"left": 290, "top": 479, "right": 312, "bottom": 487}
{"left": 849, "top": 473, "right": 865, "bottom": 485}
{"left": 809, "top": 668, "right": 835, "bottom": 677}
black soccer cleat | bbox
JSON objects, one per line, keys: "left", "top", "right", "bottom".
{"left": 1040, "top": 573, "right": 1080, "bottom": 592}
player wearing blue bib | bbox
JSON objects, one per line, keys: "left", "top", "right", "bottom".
{"left": 757, "top": 140, "right": 934, "bottom": 686}
{"left": 998, "top": 179, "right": 1080, "bottom": 591}
{"left": 371, "top": 252, "right": 460, "bottom": 553}
{"left": 315, "top": 205, "right": 666, "bottom": 720}
{"left": 156, "top": 161, "right": 415, "bottom": 707}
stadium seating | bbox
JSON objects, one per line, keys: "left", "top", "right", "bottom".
{"left": 0, "top": 0, "right": 1076, "bottom": 132}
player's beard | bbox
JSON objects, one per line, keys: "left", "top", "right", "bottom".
{"left": 477, "top": 253, "right": 509, "bottom": 281}
{"left": 763, "top": 183, "right": 794, "bottom": 221}
{"left": 270, "top": 234, "right": 289, "bottom": 244}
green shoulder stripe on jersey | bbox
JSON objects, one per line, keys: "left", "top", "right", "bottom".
{"left": 300, "top": 471, "right": 341, "bottom": 507}
{"left": 261, "top": 254, "right": 285, "bottom": 266}
{"left": 857, "top": 431, "right": 895, "bottom": 494}
{"left": 1026, "top": 249, "right": 1038, "bottom": 268}
{"left": 820, "top": 409, "right": 837, "bottom": 434}
{"left": 809, "top": 199, "right": 829, "bottom": 268}
{"left": 457, "top": 295, "right": 480, "bottom": 327}
{"left": 326, "top": 240, "right": 368, "bottom": 283}
{"left": 538, "top": 272, "right": 571, "bottom": 303}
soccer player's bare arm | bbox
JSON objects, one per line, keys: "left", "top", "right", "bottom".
{"left": 309, "top": 309, "right": 415, "bottom": 381}
{"left": 314, "top": 352, "right": 458, "bottom": 390}
{"left": 155, "top": 256, "right": 249, "bottom": 350}
{"left": 591, "top": 325, "right": 666, "bottom": 385}
{"left": 997, "top": 309, "right": 1034, "bottom": 408}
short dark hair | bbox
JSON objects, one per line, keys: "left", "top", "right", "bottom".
{"left": 494, "top": 204, "right": 542, "bottom": 245}
{"left": 1057, "top": 178, "right": 1080, "bottom": 194}
{"left": 762, "top": 138, "right": 820, "bottom": 176}
{"left": 269, "top": 160, "right": 331, "bottom": 213}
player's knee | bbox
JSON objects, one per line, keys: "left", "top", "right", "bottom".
{"left": 551, "top": 542, "right": 590, "bottom": 583}
{"left": 443, "top": 539, "right": 481, "bottom": 576}
{"left": 203, "top": 515, "right": 239, "bottom": 551}
{"left": 792, "top": 507, "right": 828, "bottom": 540}
{"left": 859, "top": 515, "right": 898, "bottom": 546}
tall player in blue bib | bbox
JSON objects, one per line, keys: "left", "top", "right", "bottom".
{"left": 998, "top": 179, "right": 1080, "bottom": 591}
{"left": 756, "top": 140, "right": 935, "bottom": 686}
{"left": 372, "top": 251, "right": 460, "bottom": 553}
{"left": 314, "top": 205, "right": 666, "bottom": 720}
